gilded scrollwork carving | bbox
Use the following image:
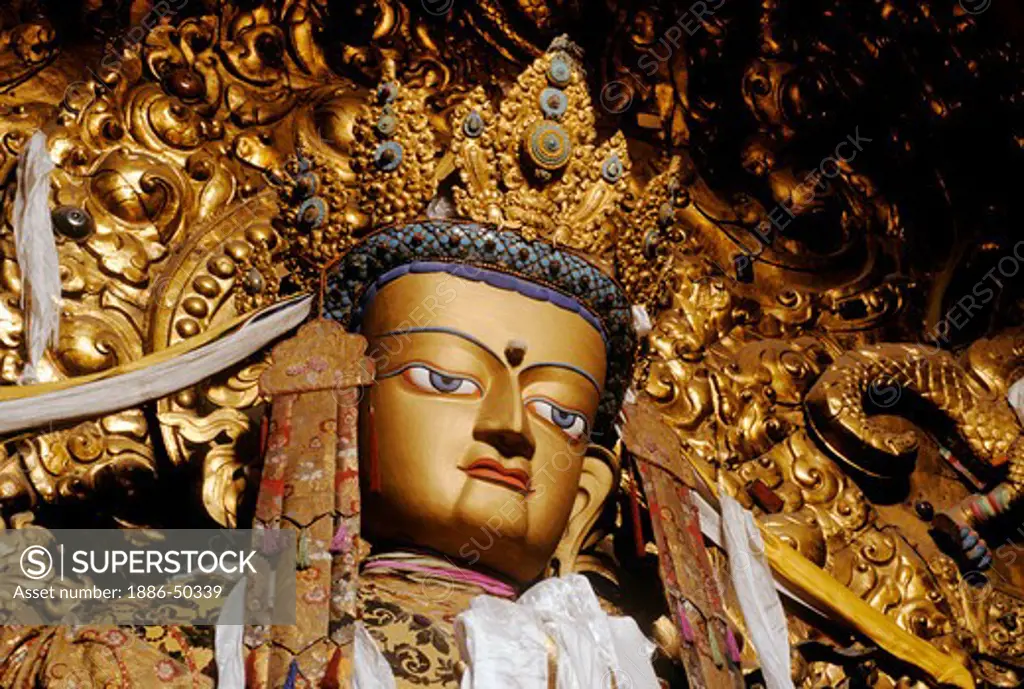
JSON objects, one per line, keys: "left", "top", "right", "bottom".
{"left": 7, "top": 411, "right": 157, "bottom": 525}
{"left": 148, "top": 190, "right": 283, "bottom": 526}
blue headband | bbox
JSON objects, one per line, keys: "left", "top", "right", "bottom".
{"left": 355, "top": 261, "right": 608, "bottom": 343}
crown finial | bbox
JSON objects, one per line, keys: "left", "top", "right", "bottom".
{"left": 615, "top": 156, "right": 690, "bottom": 310}
{"left": 267, "top": 74, "right": 441, "bottom": 290}
{"left": 447, "top": 40, "right": 631, "bottom": 254}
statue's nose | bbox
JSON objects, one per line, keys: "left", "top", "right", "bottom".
{"left": 472, "top": 375, "right": 536, "bottom": 459}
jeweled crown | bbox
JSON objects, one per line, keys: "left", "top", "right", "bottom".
{"left": 264, "top": 37, "right": 682, "bottom": 313}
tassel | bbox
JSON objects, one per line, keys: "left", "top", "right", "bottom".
{"left": 321, "top": 647, "right": 343, "bottom": 689}
{"left": 629, "top": 464, "right": 645, "bottom": 558}
{"left": 368, "top": 403, "right": 381, "bottom": 492}
{"left": 708, "top": 627, "right": 724, "bottom": 668}
{"left": 283, "top": 659, "right": 300, "bottom": 689}
{"left": 676, "top": 602, "right": 695, "bottom": 644}
{"left": 330, "top": 523, "right": 351, "bottom": 555}
{"left": 12, "top": 132, "right": 59, "bottom": 384}
{"left": 257, "top": 527, "right": 287, "bottom": 556}
{"left": 297, "top": 529, "right": 310, "bottom": 570}
{"left": 725, "top": 626, "right": 742, "bottom": 665}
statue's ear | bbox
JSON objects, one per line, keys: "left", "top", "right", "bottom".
{"left": 551, "top": 444, "right": 617, "bottom": 576}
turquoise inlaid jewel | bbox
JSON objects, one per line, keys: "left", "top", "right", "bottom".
{"left": 643, "top": 228, "right": 661, "bottom": 259}
{"left": 376, "top": 113, "right": 397, "bottom": 136}
{"left": 547, "top": 55, "right": 572, "bottom": 86}
{"left": 601, "top": 154, "right": 624, "bottom": 183}
{"left": 298, "top": 197, "right": 326, "bottom": 229}
{"left": 463, "top": 110, "right": 485, "bottom": 138}
{"left": 376, "top": 81, "right": 399, "bottom": 104}
{"left": 373, "top": 141, "right": 404, "bottom": 171}
{"left": 540, "top": 87, "right": 568, "bottom": 118}
{"left": 294, "top": 172, "right": 319, "bottom": 200}
{"left": 524, "top": 120, "right": 572, "bottom": 172}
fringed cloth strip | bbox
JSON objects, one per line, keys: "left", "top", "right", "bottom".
{"left": 0, "top": 294, "right": 313, "bottom": 435}
{"left": 246, "top": 321, "right": 374, "bottom": 689}
{"left": 362, "top": 554, "right": 518, "bottom": 599}
{"left": 633, "top": 459, "right": 742, "bottom": 688}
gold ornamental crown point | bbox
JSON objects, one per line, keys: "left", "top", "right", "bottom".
{"left": 446, "top": 36, "right": 632, "bottom": 254}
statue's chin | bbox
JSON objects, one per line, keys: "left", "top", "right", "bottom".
{"left": 362, "top": 499, "right": 554, "bottom": 584}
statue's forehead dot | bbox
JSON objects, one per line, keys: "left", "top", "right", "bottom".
{"left": 504, "top": 339, "right": 528, "bottom": 367}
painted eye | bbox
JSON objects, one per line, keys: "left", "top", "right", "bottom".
{"left": 527, "top": 398, "right": 589, "bottom": 440}
{"left": 403, "top": 365, "right": 480, "bottom": 396}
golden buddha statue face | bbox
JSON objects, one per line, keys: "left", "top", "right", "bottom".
{"left": 358, "top": 271, "right": 614, "bottom": 583}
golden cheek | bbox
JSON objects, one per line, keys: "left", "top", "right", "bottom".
{"left": 523, "top": 452, "right": 584, "bottom": 513}
{"left": 372, "top": 380, "right": 482, "bottom": 453}
{"left": 527, "top": 424, "right": 587, "bottom": 475}
{"left": 368, "top": 385, "right": 479, "bottom": 499}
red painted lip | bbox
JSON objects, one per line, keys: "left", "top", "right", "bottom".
{"left": 463, "top": 458, "right": 531, "bottom": 495}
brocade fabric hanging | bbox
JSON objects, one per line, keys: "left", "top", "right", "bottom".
{"left": 620, "top": 400, "right": 745, "bottom": 689}
{"left": 245, "top": 321, "right": 375, "bottom": 688}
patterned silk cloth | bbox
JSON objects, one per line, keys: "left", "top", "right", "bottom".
{"left": 245, "top": 320, "right": 374, "bottom": 688}
{"left": 0, "top": 624, "right": 216, "bottom": 688}
{"left": 620, "top": 399, "right": 745, "bottom": 689}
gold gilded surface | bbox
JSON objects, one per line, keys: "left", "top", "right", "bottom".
{"left": 0, "top": 1, "right": 1023, "bottom": 687}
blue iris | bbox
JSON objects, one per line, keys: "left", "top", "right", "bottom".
{"left": 430, "top": 370, "right": 464, "bottom": 393}
{"left": 550, "top": 405, "right": 579, "bottom": 429}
